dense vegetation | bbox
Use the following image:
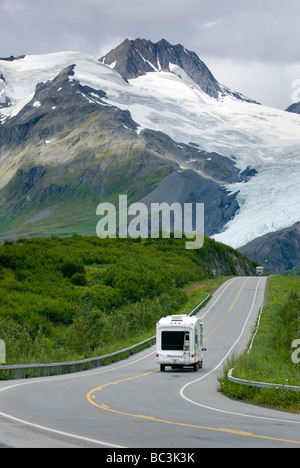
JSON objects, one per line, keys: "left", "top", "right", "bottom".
{"left": 0, "top": 235, "right": 256, "bottom": 367}
{"left": 219, "top": 275, "right": 300, "bottom": 412}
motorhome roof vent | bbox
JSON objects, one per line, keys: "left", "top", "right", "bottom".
{"left": 171, "top": 315, "right": 184, "bottom": 321}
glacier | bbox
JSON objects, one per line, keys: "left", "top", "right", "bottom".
{"left": 1, "top": 51, "right": 300, "bottom": 248}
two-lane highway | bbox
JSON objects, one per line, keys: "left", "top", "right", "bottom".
{"left": 0, "top": 276, "right": 299, "bottom": 448}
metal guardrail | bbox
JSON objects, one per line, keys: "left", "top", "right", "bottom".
{"left": 0, "top": 337, "right": 155, "bottom": 380}
{"left": 189, "top": 293, "right": 210, "bottom": 316}
{"left": 0, "top": 293, "right": 211, "bottom": 380}
{"left": 227, "top": 368, "right": 300, "bottom": 392}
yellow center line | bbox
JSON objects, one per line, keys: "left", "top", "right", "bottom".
{"left": 204, "top": 278, "right": 248, "bottom": 342}
{"left": 86, "top": 368, "right": 300, "bottom": 446}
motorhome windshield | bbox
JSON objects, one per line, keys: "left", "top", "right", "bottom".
{"left": 161, "top": 331, "right": 189, "bottom": 350}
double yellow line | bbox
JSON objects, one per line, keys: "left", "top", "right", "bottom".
{"left": 86, "top": 369, "right": 300, "bottom": 445}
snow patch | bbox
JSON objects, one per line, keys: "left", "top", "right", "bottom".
{"left": 107, "top": 61, "right": 116, "bottom": 69}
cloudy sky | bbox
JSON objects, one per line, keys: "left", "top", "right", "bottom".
{"left": 1, "top": 0, "right": 300, "bottom": 109}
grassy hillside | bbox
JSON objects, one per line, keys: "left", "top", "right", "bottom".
{"left": 219, "top": 275, "right": 300, "bottom": 412}
{"left": 0, "top": 235, "right": 256, "bottom": 368}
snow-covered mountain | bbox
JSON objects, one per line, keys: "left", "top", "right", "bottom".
{"left": 0, "top": 39, "right": 300, "bottom": 263}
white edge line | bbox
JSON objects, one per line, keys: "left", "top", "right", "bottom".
{"left": 0, "top": 350, "right": 155, "bottom": 447}
{"left": 0, "top": 411, "right": 125, "bottom": 448}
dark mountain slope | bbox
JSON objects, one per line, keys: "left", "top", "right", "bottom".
{"left": 239, "top": 222, "right": 300, "bottom": 273}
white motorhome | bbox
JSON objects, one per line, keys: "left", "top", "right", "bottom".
{"left": 256, "top": 266, "right": 264, "bottom": 276}
{"left": 156, "top": 314, "right": 205, "bottom": 371}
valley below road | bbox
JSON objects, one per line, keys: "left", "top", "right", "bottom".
{"left": 0, "top": 276, "right": 299, "bottom": 448}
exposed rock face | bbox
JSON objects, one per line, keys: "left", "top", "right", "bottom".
{"left": 286, "top": 101, "right": 300, "bottom": 114}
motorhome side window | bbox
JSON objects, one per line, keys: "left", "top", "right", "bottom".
{"left": 183, "top": 332, "right": 190, "bottom": 350}
{"left": 161, "top": 331, "right": 186, "bottom": 350}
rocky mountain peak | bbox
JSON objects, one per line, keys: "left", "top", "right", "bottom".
{"left": 100, "top": 38, "right": 223, "bottom": 98}
{"left": 100, "top": 38, "right": 258, "bottom": 103}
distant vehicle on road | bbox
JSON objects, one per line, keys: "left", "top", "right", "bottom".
{"left": 156, "top": 314, "right": 206, "bottom": 371}
{"left": 256, "top": 266, "right": 264, "bottom": 276}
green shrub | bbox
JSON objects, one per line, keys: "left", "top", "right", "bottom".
{"left": 70, "top": 272, "right": 87, "bottom": 286}
{"left": 60, "top": 261, "right": 85, "bottom": 278}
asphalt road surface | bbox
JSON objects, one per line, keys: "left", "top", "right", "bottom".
{"left": 0, "top": 276, "right": 299, "bottom": 448}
